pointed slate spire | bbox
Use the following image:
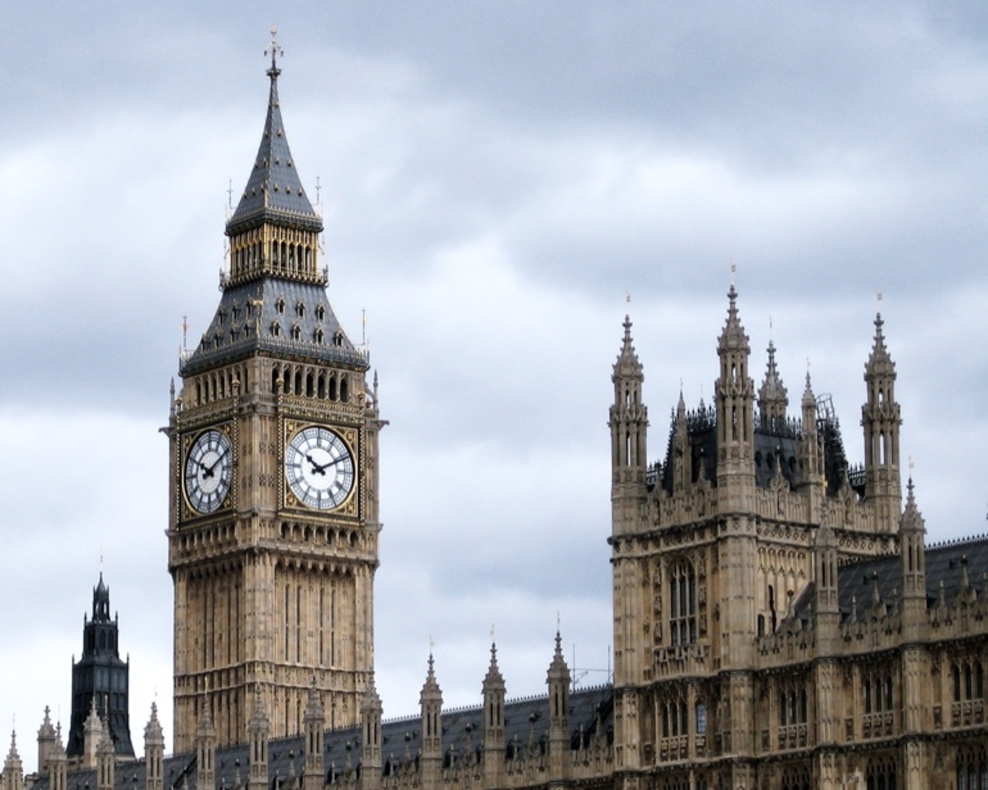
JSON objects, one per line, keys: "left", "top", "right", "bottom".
{"left": 228, "top": 28, "right": 321, "bottom": 236}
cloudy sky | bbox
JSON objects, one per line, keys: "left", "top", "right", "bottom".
{"left": 3, "top": 2, "right": 988, "bottom": 771}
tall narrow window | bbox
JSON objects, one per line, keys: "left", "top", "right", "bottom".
{"left": 668, "top": 559, "right": 697, "bottom": 646}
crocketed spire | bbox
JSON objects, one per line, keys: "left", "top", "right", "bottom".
{"left": 865, "top": 312, "right": 896, "bottom": 379}
{"left": 613, "top": 315, "right": 643, "bottom": 378}
{"left": 420, "top": 651, "right": 442, "bottom": 701}
{"left": 717, "top": 285, "right": 750, "bottom": 354}
{"left": 483, "top": 642, "right": 505, "bottom": 690}
{"left": 758, "top": 339, "right": 788, "bottom": 421}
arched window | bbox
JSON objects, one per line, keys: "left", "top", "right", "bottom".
{"left": 668, "top": 559, "right": 697, "bottom": 646}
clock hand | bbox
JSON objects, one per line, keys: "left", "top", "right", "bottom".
{"left": 306, "top": 453, "right": 349, "bottom": 475}
{"left": 203, "top": 448, "right": 229, "bottom": 478}
{"left": 305, "top": 453, "right": 328, "bottom": 475}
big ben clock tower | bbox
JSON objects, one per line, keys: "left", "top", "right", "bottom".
{"left": 167, "top": 35, "right": 384, "bottom": 753}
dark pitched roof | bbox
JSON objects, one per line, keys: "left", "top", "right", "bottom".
{"left": 180, "top": 279, "right": 366, "bottom": 376}
{"left": 39, "top": 688, "right": 614, "bottom": 790}
{"left": 226, "top": 60, "right": 321, "bottom": 236}
{"left": 784, "top": 533, "right": 988, "bottom": 625}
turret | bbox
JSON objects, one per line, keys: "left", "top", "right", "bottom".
{"left": 36, "top": 707, "right": 56, "bottom": 775}
{"left": 546, "top": 631, "right": 571, "bottom": 783}
{"left": 195, "top": 704, "right": 216, "bottom": 790}
{"left": 144, "top": 704, "right": 164, "bottom": 790}
{"left": 247, "top": 691, "right": 270, "bottom": 790}
{"left": 96, "top": 721, "right": 114, "bottom": 790}
{"left": 2, "top": 731, "right": 24, "bottom": 790}
{"left": 302, "top": 683, "right": 325, "bottom": 790}
{"left": 757, "top": 339, "right": 788, "bottom": 426}
{"left": 714, "top": 285, "right": 755, "bottom": 491}
{"left": 82, "top": 698, "right": 101, "bottom": 769}
{"left": 359, "top": 679, "right": 382, "bottom": 790}
{"left": 714, "top": 286, "right": 757, "bottom": 669}
{"left": 670, "top": 390, "right": 691, "bottom": 492}
{"left": 68, "top": 574, "right": 134, "bottom": 759}
{"left": 899, "top": 478, "right": 927, "bottom": 630}
{"left": 861, "top": 311, "right": 902, "bottom": 526}
{"left": 482, "top": 643, "right": 506, "bottom": 788}
{"left": 609, "top": 316, "right": 648, "bottom": 536}
{"left": 47, "top": 727, "right": 67, "bottom": 790}
{"left": 814, "top": 522, "right": 840, "bottom": 650}
{"left": 419, "top": 655, "right": 443, "bottom": 790}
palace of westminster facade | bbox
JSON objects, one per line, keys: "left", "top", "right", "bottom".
{"left": 3, "top": 45, "right": 988, "bottom": 790}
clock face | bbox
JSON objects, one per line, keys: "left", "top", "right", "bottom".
{"left": 285, "top": 426, "right": 355, "bottom": 510}
{"left": 184, "top": 429, "right": 233, "bottom": 514}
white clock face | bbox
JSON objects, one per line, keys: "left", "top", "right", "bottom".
{"left": 285, "top": 426, "right": 355, "bottom": 510}
{"left": 185, "top": 429, "right": 233, "bottom": 514}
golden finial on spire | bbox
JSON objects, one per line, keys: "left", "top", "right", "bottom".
{"left": 265, "top": 24, "right": 283, "bottom": 75}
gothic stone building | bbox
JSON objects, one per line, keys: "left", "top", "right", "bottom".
{"left": 6, "top": 43, "right": 988, "bottom": 790}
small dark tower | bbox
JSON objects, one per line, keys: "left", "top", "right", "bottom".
{"left": 66, "top": 575, "right": 134, "bottom": 759}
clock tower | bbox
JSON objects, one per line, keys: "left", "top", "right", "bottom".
{"left": 167, "top": 37, "right": 384, "bottom": 754}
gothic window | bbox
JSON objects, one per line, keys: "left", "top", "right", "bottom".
{"left": 956, "top": 744, "right": 988, "bottom": 790}
{"left": 295, "top": 301, "right": 305, "bottom": 317}
{"left": 668, "top": 559, "right": 696, "bottom": 646}
{"left": 315, "top": 304, "right": 325, "bottom": 321}
{"left": 271, "top": 321, "right": 281, "bottom": 337}
{"left": 314, "top": 327, "right": 324, "bottom": 344}
{"left": 276, "top": 297, "right": 286, "bottom": 314}
{"left": 291, "top": 324, "right": 301, "bottom": 341}
{"left": 865, "top": 755, "right": 897, "bottom": 790}
{"left": 781, "top": 765, "right": 811, "bottom": 790}
{"left": 333, "top": 329, "right": 344, "bottom": 347}
{"left": 695, "top": 702, "right": 706, "bottom": 735}
{"left": 953, "top": 660, "right": 985, "bottom": 703}
{"left": 660, "top": 700, "right": 688, "bottom": 738}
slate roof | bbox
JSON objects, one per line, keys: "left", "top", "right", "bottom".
{"left": 38, "top": 687, "right": 614, "bottom": 790}
{"left": 784, "top": 533, "right": 988, "bottom": 625}
{"left": 656, "top": 407, "right": 850, "bottom": 495}
{"left": 180, "top": 279, "right": 366, "bottom": 376}
{"left": 226, "top": 59, "right": 321, "bottom": 236}
{"left": 836, "top": 533, "right": 988, "bottom": 622}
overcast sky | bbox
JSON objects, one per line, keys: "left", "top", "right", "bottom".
{"left": 3, "top": 2, "right": 988, "bottom": 772}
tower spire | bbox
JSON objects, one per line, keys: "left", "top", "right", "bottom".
{"left": 861, "top": 308, "right": 902, "bottom": 525}
{"left": 609, "top": 315, "right": 648, "bottom": 535}
{"left": 758, "top": 337, "right": 788, "bottom": 425}
{"left": 715, "top": 284, "right": 754, "bottom": 478}
{"left": 225, "top": 29, "right": 323, "bottom": 283}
